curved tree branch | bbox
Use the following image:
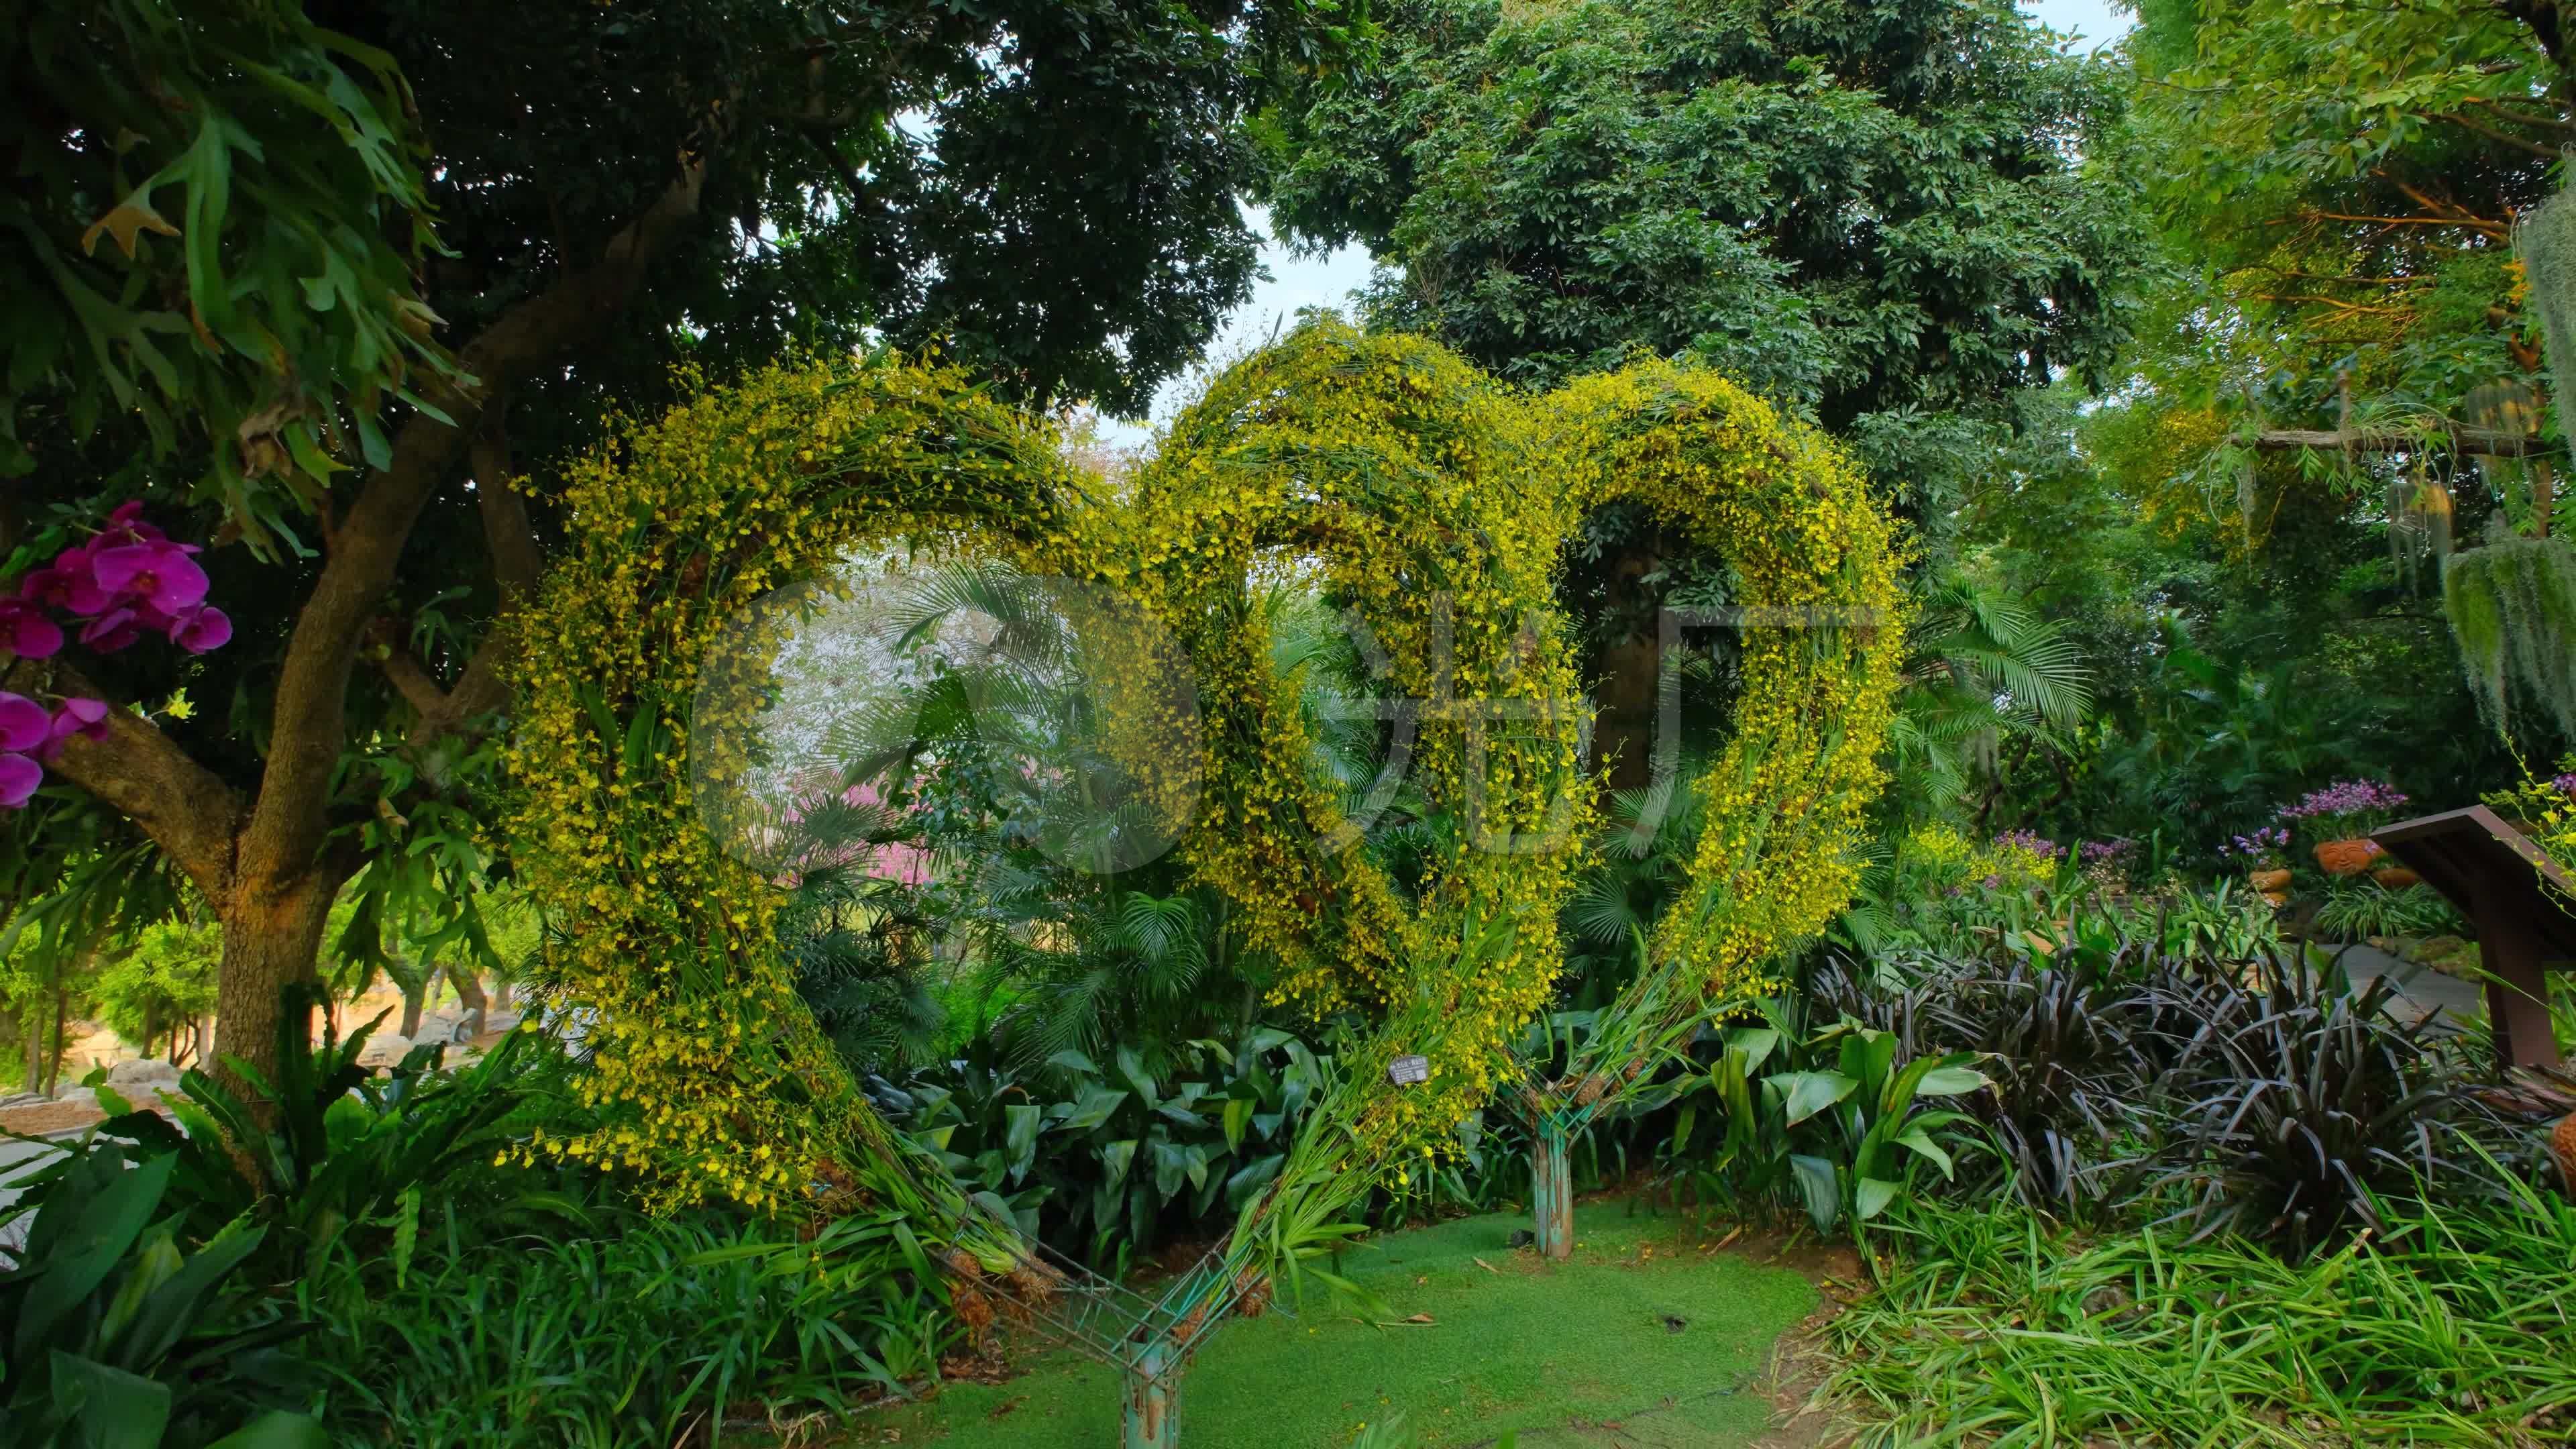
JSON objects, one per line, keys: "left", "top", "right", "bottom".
{"left": 247, "top": 153, "right": 712, "bottom": 885}
{"left": 2, "top": 657, "right": 243, "bottom": 906}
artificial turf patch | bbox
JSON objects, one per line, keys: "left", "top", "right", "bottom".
{"left": 846, "top": 1202, "right": 1817, "bottom": 1447}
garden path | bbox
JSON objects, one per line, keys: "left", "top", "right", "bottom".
{"left": 2334, "top": 943, "right": 2487, "bottom": 1030}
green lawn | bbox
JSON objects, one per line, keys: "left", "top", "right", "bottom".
{"left": 845, "top": 1203, "right": 1817, "bottom": 1448}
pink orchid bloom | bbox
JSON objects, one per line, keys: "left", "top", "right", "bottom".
{"left": 0, "top": 600, "right": 62, "bottom": 658}
{"left": 168, "top": 604, "right": 233, "bottom": 654}
{"left": 100, "top": 500, "right": 172, "bottom": 545}
{"left": 45, "top": 698, "right": 110, "bottom": 757}
{"left": 91, "top": 542, "right": 209, "bottom": 613}
{"left": 0, "top": 693, "right": 50, "bottom": 753}
{"left": 78, "top": 607, "right": 146, "bottom": 654}
{"left": 0, "top": 753, "right": 38, "bottom": 808}
{"left": 20, "top": 557, "right": 115, "bottom": 617}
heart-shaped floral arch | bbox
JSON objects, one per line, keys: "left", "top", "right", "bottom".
{"left": 500, "top": 321, "right": 1903, "bottom": 1272}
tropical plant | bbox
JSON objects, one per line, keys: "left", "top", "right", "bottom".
{"left": 1664, "top": 1001, "right": 1989, "bottom": 1236}
{"left": 888, "top": 1028, "right": 1342, "bottom": 1268}
{"left": 1888, "top": 572, "right": 2094, "bottom": 822}
{"left": 0, "top": 1144, "right": 323, "bottom": 1448}
{"left": 1815, "top": 953, "right": 2166, "bottom": 1212}
{"left": 2275, "top": 777, "right": 2412, "bottom": 841}
{"left": 9, "top": 985, "right": 582, "bottom": 1275}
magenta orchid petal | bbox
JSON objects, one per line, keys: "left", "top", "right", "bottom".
{"left": 91, "top": 543, "right": 210, "bottom": 612}
{"left": 101, "top": 500, "right": 167, "bottom": 544}
{"left": 21, "top": 564, "right": 115, "bottom": 617}
{"left": 78, "top": 607, "right": 143, "bottom": 654}
{"left": 170, "top": 605, "right": 233, "bottom": 654}
{"left": 0, "top": 753, "right": 39, "bottom": 808}
{"left": 0, "top": 694, "right": 50, "bottom": 753}
{"left": 0, "top": 602, "right": 62, "bottom": 659}
{"left": 50, "top": 698, "right": 110, "bottom": 745}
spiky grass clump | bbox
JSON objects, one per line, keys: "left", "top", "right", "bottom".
{"left": 1829, "top": 1177, "right": 2576, "bottom": 1446}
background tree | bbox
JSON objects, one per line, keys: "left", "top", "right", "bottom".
{"left": 1260, "top": 0, "right": 2143, "bottom": 784}
{"left": 4, "top": 0, "right": 1362, "bottom": 1094}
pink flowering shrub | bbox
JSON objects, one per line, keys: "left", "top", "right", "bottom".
{"left": 0, "top": 502, "right": 231, "bottom": 807}
{"left": 2273, "top": 780, "right": 2408, "bottom": 839}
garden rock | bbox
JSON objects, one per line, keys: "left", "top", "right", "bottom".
{"left": 357, "top": 1033, "right": 415, "bottom": 1069}
{"left": 106, "top": 1057, "right": 180, "bottom": 1089}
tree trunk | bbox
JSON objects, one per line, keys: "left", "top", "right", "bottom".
{"left": 46, "top": 985, "right": 67, "bottom": 1098}
{"left": 399, "top": 975, "right": 427, "bottom": 1040}
{"left": 450, "top": 969, "right": 489, "bottom": 1039}
{"left": 1532, "top": 1118, "right": 1575, "bottom": 1262}
{"left": 21, "top": 1003, "right": 42, "bottom": 1097}
{"left": 1591, "top": 539, "right": 1668, "bottom": 794}
{"left": 211, "top": 869, "right": 341, "bottom": 1107}
{"left": 141, "top": 1003, "right": 160, "bottom": 1066}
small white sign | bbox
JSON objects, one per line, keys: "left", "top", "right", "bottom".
{"left": 1388, "top": 1055, "right": 1430, "bottom": 1087}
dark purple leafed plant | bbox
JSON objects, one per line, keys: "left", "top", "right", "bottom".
{"left": 0, "top": 500, "right": 231, "bottom": 806}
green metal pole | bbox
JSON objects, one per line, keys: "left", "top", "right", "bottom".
{"left": 1122, "top": 1340, "right": 1180, "bottom": 1449}
{"left": 1532, "top": 1114, "right": 1574, "bottom": 1261}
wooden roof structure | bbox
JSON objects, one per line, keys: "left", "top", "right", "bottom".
{"left": 2373, "top": 806, "right": 2573, "bottom": 1069}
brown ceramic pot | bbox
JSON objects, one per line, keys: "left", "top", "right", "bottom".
{"left": 2248, "top": 867, "right": 2293, "bottom": 893}
{"left": 2372, "top": 865, "right": 2421, "bottom": 891}
{"left": 2313, "top": 839, "right": 2382, "bottom": 876}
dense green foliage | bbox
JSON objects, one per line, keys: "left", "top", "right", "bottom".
{"left": 10, "top": 0, "right": 2576, "bottom": 1445}
{"left": 1, "top": 1146, "right": 323, "bottom": 1448}
{"left": 1265, "top": 0, "right": 2139, "bottom": 441}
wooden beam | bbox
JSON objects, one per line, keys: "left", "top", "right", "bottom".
{"left": 2251, "top": 426, "right": 2544, "bottom": 458}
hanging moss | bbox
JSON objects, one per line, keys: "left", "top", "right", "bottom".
{"left": 2443, "top": 534, "right": 2576, "bottom": 739}
{"left": 2515, "top": 184, "right": 2576, "bottom": 446}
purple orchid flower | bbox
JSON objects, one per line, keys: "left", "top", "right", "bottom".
{"left": 0, "top": 752, "right": 39, "bottom": 808}
{"left": 77, "top": 606, "right": 146, "bottom": 654}
{"left": 168, "top": 604, "right": 232, "bottom": 654}
{"left": 90, "top": 542, "right": 210, "bottom": 613}
{"left": 0, "top": 693, "right": 52, "bottom": 754}
{"left": 41, "top": 698, "right": 110, "bottom": 759}
{"left": 19, "top": 552, "right": 115, "bottom": 617}
{"left": 0, "top": 600, "right": 62, "bottom": 658}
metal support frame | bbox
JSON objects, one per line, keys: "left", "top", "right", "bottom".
{"left": 961, "top": 1234, "right": 1268, "bottom": 1449}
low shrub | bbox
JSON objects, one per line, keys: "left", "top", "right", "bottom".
{"left": 7, "top": 985, "right": 592, "bottom": 1281}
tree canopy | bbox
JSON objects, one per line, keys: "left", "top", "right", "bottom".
{"left": 1262, "top": 0, "right": 2142, "bottom": 498}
